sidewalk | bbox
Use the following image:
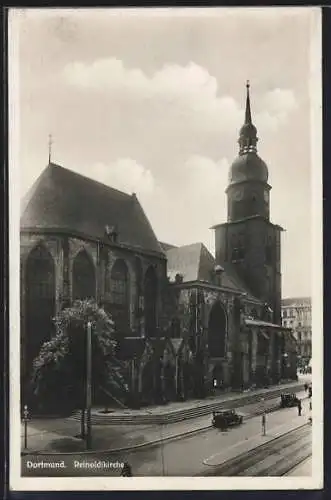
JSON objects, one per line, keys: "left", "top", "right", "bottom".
{"left": 21, "top": 387, "right": 308, "bottom": 456}
{"left": 85, "top": 379, "right": 306, "bottom": 422}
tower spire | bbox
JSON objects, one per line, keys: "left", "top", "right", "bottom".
{"left": 245, "top": 80, "right": 252, "bottom": 124}
{"left": 238, "top": 81, "right": 258, "bottom": 155}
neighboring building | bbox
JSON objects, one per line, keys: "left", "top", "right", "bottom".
{"left": 20, "top": 82, "right": 297, "bottom": 409}
{"left": 281, "top": 297, "right": 312, "bottom": 365}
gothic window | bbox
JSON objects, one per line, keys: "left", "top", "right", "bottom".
{"left": 207, "top": 302, "right": 227, "bottom": 358}
{"left": 135, "top": 257, "right": 143, "bottom": 299}
{"left": 111, "top": 261, "right": 128, "bottom": 305}
{"left": 25, "top": 244, "right": 56, "bottom": 374}
{"left": 144, "top": 266, "right": 158, "bottom": 337}
{"left": 108, "top": 259, "right": 130, "bottom": 334}
{"left": 134, "top": 257, "right": 143, "bottom": 333}
{"left": 72, "top": 249, "right": 96, "bottom": 300}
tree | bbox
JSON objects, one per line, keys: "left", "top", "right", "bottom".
{"left": 31, "top": 299, "right": 128, "bottom": 420}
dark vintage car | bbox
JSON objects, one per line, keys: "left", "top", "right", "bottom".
{"left": 280, "top": 393, "right": 300, "bottom": 408}
{"left": 212, "top": 409, "right": 243, "bottom": 429}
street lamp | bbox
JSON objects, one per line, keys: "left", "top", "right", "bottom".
{"left": 282, "top": 352, "right": 289, "bottom": 380}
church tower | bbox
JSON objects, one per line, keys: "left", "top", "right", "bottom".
{"left": 213, "top": 82, "right": 283, "bottom": 324}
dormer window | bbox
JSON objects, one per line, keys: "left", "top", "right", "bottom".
{"left": 105, "top": 225, "right": 118, "bottom": 243}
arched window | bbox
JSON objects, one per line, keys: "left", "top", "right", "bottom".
{"left": 144, "top": 266, "right": 158, "bottom": 337}
{"left": 25, "top": 244, "right": 55, "bottom": 374}
{"left": 72, "top": 250, "right": 95, "bottom": 300}
{"left": 108, "top": 259, "right": 130, "bottom": 334}
{"left": 207, "top": 302, "right": 227, "bottom": 358}
{"left": 111, "top": 260, "right": 128, "bottom": 305}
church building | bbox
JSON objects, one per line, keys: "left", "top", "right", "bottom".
{"left": 20, "top": 83, "right": 297, "bottom": 408}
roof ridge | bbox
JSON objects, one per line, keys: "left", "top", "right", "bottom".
{"left": 48, "top": 162, "right": 133, "bottom": 200}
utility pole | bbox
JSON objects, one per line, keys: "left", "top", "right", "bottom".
{"left": 86, "top": 321, "right": 92, "bottom": 450}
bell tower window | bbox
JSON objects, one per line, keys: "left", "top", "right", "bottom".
{"left": 231, "top": 235, "right": 245, "bottom": 262}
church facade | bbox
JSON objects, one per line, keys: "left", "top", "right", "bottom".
{"left": 20, "top": 84, "right": 297, "bottom": 408}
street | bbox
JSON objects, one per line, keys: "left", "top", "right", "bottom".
{"left": 22, "top": 394, "right": 312, "bottom": 477}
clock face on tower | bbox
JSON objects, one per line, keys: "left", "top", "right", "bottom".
{"left": 264, "top": 190, "right": 269, "bottom": 203}
{"left": 233, "top": 188, "right": 244, "bottom": 201}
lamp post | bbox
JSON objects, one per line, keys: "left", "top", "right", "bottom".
{"left": 23, "top": 404, "right": 29, "bottom": 450}
{"left": 86, "top": 321, "right": 92, "bottom": 450}
{"left": 282, "top": 352, "right": 289, "bottom": 380}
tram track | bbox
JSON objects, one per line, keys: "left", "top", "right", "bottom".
{"left": 199, "top": 424, "right": 311, "bottom": 477}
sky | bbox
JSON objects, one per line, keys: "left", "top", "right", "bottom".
{"left": 12, "top": 7, "right": 320, "bottom": 298}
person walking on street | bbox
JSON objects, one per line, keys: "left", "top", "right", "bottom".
{"left": 297, "top": 399, "right": 302, "bottom": 416}
{"left": 304, "top": 383, "right": 308, "bottom": 392}
{"left": 121, "top": 462, "right": 132, "bottom": 477}
{"left": 261, "top": 412, "right": 266, "bottom": 436}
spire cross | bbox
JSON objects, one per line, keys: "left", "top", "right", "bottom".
{"left": 245, "top": 80, "right": 252, "bottom": 125}
{"left": 48, "top": 134, "right": 53, "bottom": 164}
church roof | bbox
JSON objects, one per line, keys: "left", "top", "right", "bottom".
{"left": 21, "top": 163, "right": 165, "bottom": 256}
{"left": 159, "top": 241, "right": 178, "bottom": 252}
{"left": 166, "top": 242, "right": 259, "bottom": 301}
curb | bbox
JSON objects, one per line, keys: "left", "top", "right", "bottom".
{"left": 21, "top": 396, "right": 309, "bottom": 457}
{"left": 198, "top": 421, "right": 309, "bottom": 473}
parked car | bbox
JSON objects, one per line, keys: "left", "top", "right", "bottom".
{"left": 212, "top": 409, "right": 243, "bottom": 429}
{"left": 280, "top": 393, "right": 300, "bottom": 408}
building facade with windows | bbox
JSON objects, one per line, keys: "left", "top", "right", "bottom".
{"left": 281, "top": 297, "right": 312, "bottom": 366}
{"left": 20, "top": 83, "right": 297, "bottom": 408}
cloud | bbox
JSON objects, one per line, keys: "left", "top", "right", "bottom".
{"left": 69, "top": 157, "right": 156, "bottom": 197}
{"left": 63, "top": 59, "right": 297, "bottom": 139}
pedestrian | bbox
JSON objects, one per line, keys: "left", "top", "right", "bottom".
{"left": 121, "top": 462, "right": 132, "bottom": 477}
{"left": 297, "top": 399, "right": 302, "bottom": 416}
{"left": 261, "top": 412, "right": 266, "bottom": 436}
{"left": 304, "top": 383, "right": 308, "bottom": 392}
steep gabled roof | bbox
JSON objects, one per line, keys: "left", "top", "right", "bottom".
{"left": 21, "top": 163, "right": 164, "bottom": 256}
{"left": 166, "top": 242, "right": 259, "bottom": 301}
{"left": 166, "top": 242, "right": 204, "bottom": 282}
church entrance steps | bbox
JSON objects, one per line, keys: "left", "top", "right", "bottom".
{"left": 70, "top": 381, "right": 304, "bottom": 425}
